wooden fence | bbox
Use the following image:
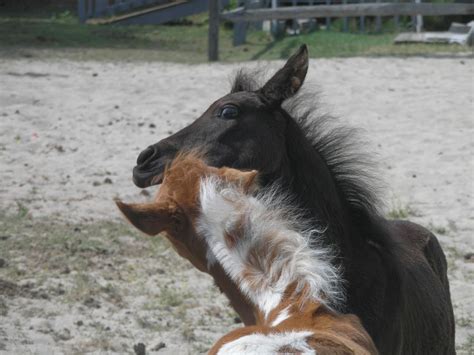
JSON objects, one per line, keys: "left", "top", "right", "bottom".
{"left": 208, "top": 1, "right": 474, "bottom": 60}
{"left": 223, "top": 2, "right": 474, "bottom": 20}
{"left": 78, "top": 0, "right": 173, "bottom": 23}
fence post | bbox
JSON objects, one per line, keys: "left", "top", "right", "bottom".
{"left": 415, "top": 0, "right": 423, "bottom": 33}
{"left": 308, "top": 0, "right": 316, "bottom": 31}
{"left": 271, "top": 0, "right": 278, "bottom": 35}
{"left": 291, "top": 0, "right": 297, "bottom": 33}
{"left": 87, "top": 0, "right": 93, "bottom": 18}
{"left": 394, "top": 0, "right": 400, "bottom": 31}
{"left": 359, "top": 0, "right": 365, "bottom": 33}
{"left": 375, "top": 0, "right": 381, "bottom": 33}
{"left": 342, "top": 0, "right": 348, "bottom": 32}
{"left": 94, "top": 0, "right": 108, "bottom": 17}
{"left": 209, "top": 0, "right": 219, "bottom": 61}
{"left": 326, "top": 0, "right": 331, "bottom": 30}
{"left": 233, "top": 22, "right": 247, "bottom": 45}
{"left": 78, "top": 0, "right": 86, "bottom": 23}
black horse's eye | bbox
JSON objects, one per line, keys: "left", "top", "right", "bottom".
{"left": 218, "top": 105, "right": 239, "bottom": 119}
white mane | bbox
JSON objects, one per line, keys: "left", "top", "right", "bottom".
{"left": 197, "top": 176, "right": 344, "bottom": 320}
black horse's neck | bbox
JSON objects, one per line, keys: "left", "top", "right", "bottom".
{"left": 273, "top": 114, "right": 367, "bottom": 262}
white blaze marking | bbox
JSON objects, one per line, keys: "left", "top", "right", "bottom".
{"left": 217, "top": 331, "right": 315, "bottom": 355}
{"left": 271, "top": 306, "right": 291, "bottom": 326}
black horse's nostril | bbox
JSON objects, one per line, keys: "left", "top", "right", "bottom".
{"left": 136, "top": 146, "right": 157, "bottom": 166}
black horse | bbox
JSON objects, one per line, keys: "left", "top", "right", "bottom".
{"left": 132, "top": 45, "right": 455, "bottom": 354}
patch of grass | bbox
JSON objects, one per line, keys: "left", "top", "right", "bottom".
{"left": 15, "top": 201, "right": 29, "bottom": 219}
{"left": 0, "top": 297, "right": 8, "bottom": 316}
{"left": 0, "top": 209, "right": 167, "bottom": 304}
{"left": 181, "top": 323, "right": 196, "bottom": 342}
{"left": 159, "top": 286, "right": 185, "bottom": 308}
{"left": 456, "top": 313, "right": 473, "bottom": 328}
{"left": 134, "top": 314, "right": 158, "bottom": 330}
{"left": 457, "top": 334, "right": 474, "bottom": 354}
{"left": 0, "top": 10, "right": 470, "bottom": 63}
{"left": 0, "top": 209, "right": 225, "bottom": 353}
{"left": 428, "top": 223, "right": 448, "bottom": 236}
{"left": 386, "top": 201, "right": 416, "bottom": 219}
{"left": 71, "top": 336, "right": 120, "bottom": 354}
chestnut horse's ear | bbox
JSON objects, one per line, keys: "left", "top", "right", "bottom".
{"left": 259, "top": 44, "right": 309, "bottom": 106}
{"left": 115, "top": 199, "right": 182, "bottom": 236}
{"left": 221, "top": 168, "right": 259, "bottom": 193}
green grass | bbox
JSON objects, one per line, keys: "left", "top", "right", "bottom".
{"left": 386, "top": 200, "right": 418, "bottom": 220}
{"left": 0, "top": 208, "right": 167, "bottom": 284}
{"left": 0, "top": 10, "right": 471, "bottom": 63}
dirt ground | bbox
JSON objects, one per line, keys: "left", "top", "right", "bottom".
{"left": 0, "top": 55, "right": 473, "bottom": 354}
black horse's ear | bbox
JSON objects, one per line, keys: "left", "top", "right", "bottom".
{"left": 259, "top": 44, "right": 309, "bottom": 106}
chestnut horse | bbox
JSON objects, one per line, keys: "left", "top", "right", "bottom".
{"left": 117, "top": 154, "right": 378, "bottom": 354}
{"left": 130, "top": 46, "right": 455, "bottom": 354}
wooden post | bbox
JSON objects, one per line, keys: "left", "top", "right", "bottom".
{"left": 271, "top": 0, "right": 278, "bottom": 36}
{"left": 309, "top": 0, "right": 316, "bottom": 32}
{"left": 394, "top": 0, "right": 400, "bottom": 31}
{"left": 394, "top": 15, "right": 399, "bottom": 31}
{"left": 411, "top": 0, "right": 417, "bottom": 32}
{"left": 292, "top": 0, "right": 298, "bottom": 33}
{"left": 415, "top": 0, "right": 423, "bottom": 33}
{"left": 209, "top": 0, "right": 219, "bottom": 61}
{"left": 87, "top": 0, "right": 93, "bottom": 18}
{"left": 359, "top": 0, "right": 365, "bottom": 33}
{"left": 326, "top": 0, "right": 331, "bottom": 30}
{"left": 233, "top": 22, "right": 247, "bottom": 46}
{"left": 78, "top": 0, "right": 86, "bottom": 23}
{"left": 375, "top": 0, "right": 382, "bottom": 33}
{"left": 342, "top": 0, "right": 348, "bottom": 32}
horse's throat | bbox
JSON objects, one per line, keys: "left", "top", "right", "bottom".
{"left": 208, "top": 263, "right": 256, "bottom": 325}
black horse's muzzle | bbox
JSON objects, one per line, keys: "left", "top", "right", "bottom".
{"left": 133, "top": 145, "right": 169, "bottom": 188}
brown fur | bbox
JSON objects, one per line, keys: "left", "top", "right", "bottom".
{"left": 208, "top": 290, "right": 378, "bottom": 355}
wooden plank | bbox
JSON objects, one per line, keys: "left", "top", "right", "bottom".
{"left": 221, "top": 3, "right": 474, "bottom": 21}
{"left": 208, "top": 0, "right": 219, "bottom": 61}
{"left": 86, "top": 0, "right": 188, "bottom": 24}
{"left": 394, "top": 31, "right": 472, "bottom": 45}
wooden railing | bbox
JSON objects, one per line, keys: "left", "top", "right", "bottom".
{"left": 219, "top": 1, "right": 474, "bottom": 46}
{"left": 222, "top": 2, "right": 474, "bottom": 21}
{"left": 78, "top": 0, "right": 170, "bottom": 23}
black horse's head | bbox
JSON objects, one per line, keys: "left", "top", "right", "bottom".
{"left": 133, "top": 45, "right": 309, "bottom": 188}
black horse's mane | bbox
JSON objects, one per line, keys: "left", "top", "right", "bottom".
{"left": 232, "top": 70, "right": 383, "bottom": 221}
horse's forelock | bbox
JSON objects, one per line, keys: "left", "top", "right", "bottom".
{"left": 231, "top": 69, "right": 263, "bottom": 93}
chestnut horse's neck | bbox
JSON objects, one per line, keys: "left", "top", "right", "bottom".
{"left": 207, "top": 262, "right": 256, "bottom": 325}
{"left": 198, "top": 176, "right": 378, "bottom": 355}
{"left": 197, "top": 176, "right": 343, "bottom": 324}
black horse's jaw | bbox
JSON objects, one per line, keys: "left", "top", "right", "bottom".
{"left": 132, "top": 164, "right": 165, "bottom": 188}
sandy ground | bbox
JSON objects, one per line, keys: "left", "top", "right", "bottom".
{"left": 0, "top": 56, "right": 473, "bottom": 354}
